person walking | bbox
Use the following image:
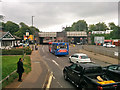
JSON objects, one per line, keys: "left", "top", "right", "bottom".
{"left": 17, "top": 58, "right": 24, "bottom": 82}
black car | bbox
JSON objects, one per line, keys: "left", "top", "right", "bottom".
{"left": 103, "top": 64, "right": 120, "bottom": 81}
{"left": 63, "top": 63, "right": 120, "bottom": 90}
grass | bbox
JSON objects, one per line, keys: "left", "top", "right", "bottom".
{"left": 1, "top": 55, "right": 31, "bottom": 88}
{"left": 2, "top": 55, "right": 23, "bottom": 79}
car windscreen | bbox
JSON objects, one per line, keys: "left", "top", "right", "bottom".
{"left": 58, "top": 44, "right": 67, "bottom": 49}
{"left": 84, "top": 67, "right": 102, "bottom": 74}
{"left": 81, "top": 55, "right": 89, "bottom": 59}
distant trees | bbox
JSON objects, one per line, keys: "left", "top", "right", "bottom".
{"left": 4, "top": 21, "right": 19, "bottom": 34}
{"left": 2, "top": 21, "right": 39, "bottom": 39}
{"left": 65, "top": 20, "right": 88, "bottom": 31}
{"left": 64, "top": 20, "right": 120, "bottom": 39}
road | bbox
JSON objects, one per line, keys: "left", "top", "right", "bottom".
{"left": 38, "top": 45, "right": 112, "bottom": 89}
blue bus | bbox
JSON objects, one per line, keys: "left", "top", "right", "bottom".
{"left": 49, "top": 42, "right": 69, "bottom": 55}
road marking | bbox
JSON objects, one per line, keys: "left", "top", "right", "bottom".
{"left": 57, "top": 81, "right": 63, "bottom": 88}
{"left": 42, "top": 47, "right": 44, "bottom": 53}
{"left": 57, "top": 57, "right": 59, "bottom": 58}
{"left": 52, "top": 60, "right": 59, "bottom": 66}
{"left": 46, "top": 72, "right": 53, "bottom": 89}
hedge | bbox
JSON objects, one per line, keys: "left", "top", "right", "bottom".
{"left": 2, "top": 47, "right": 32, "bottom": 55}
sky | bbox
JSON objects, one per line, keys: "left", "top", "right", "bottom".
{"left": 1, "top": 0, "right": 120, "bottom": 32}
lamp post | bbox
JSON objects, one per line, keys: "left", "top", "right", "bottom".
{"left": 32, "top": 16, "right": 34, "bottom": 26}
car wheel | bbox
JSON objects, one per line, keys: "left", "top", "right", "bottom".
{"left": 64, "top": 72, "right": 68, "bottom": 80}
{"left": 76, "top": 61, "right": 79, "bottom": 63}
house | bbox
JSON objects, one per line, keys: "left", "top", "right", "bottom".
{"left": 0, "top": 31, "right": 16, "bottom": 49}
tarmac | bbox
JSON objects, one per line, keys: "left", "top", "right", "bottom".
{"left": 5, "top": 45, "right": 119, "bottom": 89}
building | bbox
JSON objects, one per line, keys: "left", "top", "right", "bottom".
{"left": 92, "top": 30, "right": 113, "bottom": 34}
{"left": 0, "top": 31, "right": 15, "bottom": 49}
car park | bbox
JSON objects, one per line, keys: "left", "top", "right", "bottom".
{"left": 63, "top": 63, "right": 120, "bottom": 90}
{"left": 69, "top": 53, "right": 91, "bottom": 63}
{"left": 102, "top": 64, "right": 120, "bottom": 82}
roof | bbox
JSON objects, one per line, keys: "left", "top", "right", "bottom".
{"left": 13, "top": 35, "right": 22, "bottom": 40}
{"left": 77, "top": 63, "right": 101, "bottom": 69}
{"left": 73, "top": 53, "right": 87, "bottom": 56}
{"left": 0, "top": 31, "right": 8, "bottom": 39}
{"left": 0, "top": 31, "right": 15, "bottom": 40}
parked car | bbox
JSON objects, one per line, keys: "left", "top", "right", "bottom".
{"left": 63, "top": 63, "right": 120, "bottom": 90}
{"left": 69, "top": 53, "right": 91, "bottom": 63}
{"left": 102, "top": 64, "right": 120, "bottom": 82}
{"left": 103, "top": 43, "right": 115, "bottom": 48}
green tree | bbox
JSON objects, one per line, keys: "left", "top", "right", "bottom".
{"left": 108, "top": 22, "right": 116, "bottom": 30}
{"left": 89, "top": 24, "right": 96, "bottom": 31}
{"left": 110, "top": 26, "right": 120, "bottom": 39}
{"left": 4, "top": 21, "right": 19, "bottom": 34}
{"left": 64, "top": 26, "right": 72, "bottom": 31}
{"left": 95, "top": 22, "right": 107, "bottom": 31}
{"left": 72, "top": 20, "right": 88, "bottom": 31}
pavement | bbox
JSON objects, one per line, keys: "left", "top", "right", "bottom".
{"left": 5, "top": 47, "right": 49, "bottom": 89}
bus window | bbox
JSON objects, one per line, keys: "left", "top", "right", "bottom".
{"left": 58, "top": 44, "right": 67, "bottom": 49}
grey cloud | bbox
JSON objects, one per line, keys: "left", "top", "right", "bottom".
{"left": 2, "top": 2, "right": 118, "bottom": 30}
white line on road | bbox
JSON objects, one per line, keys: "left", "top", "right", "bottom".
{"left": 42, "top": 47, "right": 44, "bottom": 53}
{"left": 57, "top": 57, "right": 59, "bottom": 58}
{"left": 57, "top": 81, "right": 63, "bottom": 88}
{"left": 52, "top": 60, "right": 59, "bottom": 66}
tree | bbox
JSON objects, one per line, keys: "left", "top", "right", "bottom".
{"left": 89, "top": 24, "right": 96, "bottom": 31}
{"left": 95, "top": 22, "right": 107, "bottom": 31}
{"left": 72, "top": 20, "right": 88, "bottom": 31}
{"left": 4, "top": 21, "right": 19, "bottom": 34}
{"left": 64, "top": 26, "right": 72, "bottom": 31}
{"left": 110, "top": 26, "right": 120, "bottom": 39}
{"left": 108, "top": 22, "right": 116, "bottom": 30}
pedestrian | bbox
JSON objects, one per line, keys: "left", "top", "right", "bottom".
{"left": 17, "top": 58, "right": 24, "bottom": 82}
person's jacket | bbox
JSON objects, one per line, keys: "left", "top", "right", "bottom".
{"left": 17, "top": 61, "right": 24, "bottom": 73}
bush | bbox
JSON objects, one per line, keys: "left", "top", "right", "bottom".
{"left": 2, "top": 49, "right": 24, "bottom": 55}
{"left": 2, "top": 47, "right": 32, "bottom": 55}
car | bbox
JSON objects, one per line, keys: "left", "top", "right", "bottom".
{"left": 63, "top": 63, "right": 120, "bottom": 89}
{"left": 103, "top": 43, "right": 115, "bottom": 48}
{"left": 102, "top": 64, "right": 120, "bottom": 82}
{"left": 69, "top": 53, "right": 92, "bottom": 63}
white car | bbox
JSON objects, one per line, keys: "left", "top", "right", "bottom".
{"left": 103, "top": 43, "right": 115, "bottom": 48}
{"left": 69, "top": 53, "right": 92, "bottom": 63}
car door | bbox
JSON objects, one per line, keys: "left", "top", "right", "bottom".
{"left": 71, "top": 65, "right": 83, "bottom": 85}
{"left": 71, "top": 55, "right": 78, "bottom": 63}
{"left": 67, "top": 64, "right": 77, "bottom": 81}
{"left": 106, "top": 65, "right": 118, "bottom": 80}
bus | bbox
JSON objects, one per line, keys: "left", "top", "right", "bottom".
{"left": 49, "top": 42, "right": 69, "bottom": 55}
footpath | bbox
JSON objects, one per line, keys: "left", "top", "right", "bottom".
{"left": 5, "top": 48, "right": 48, "bottom": 88}
{"left": 79, "top": 48, "right": 119, "bottom": 65}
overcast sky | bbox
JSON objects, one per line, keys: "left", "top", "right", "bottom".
{"left": 1, "top": 0, "right": 120, "bottom": 32}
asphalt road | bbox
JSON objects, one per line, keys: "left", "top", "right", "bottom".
{"left": 38, "top": 45, "right": 112, "bottom": 89}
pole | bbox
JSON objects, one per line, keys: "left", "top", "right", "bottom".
{"left": 32, "top": 16, "right": 34, "bottom": 26}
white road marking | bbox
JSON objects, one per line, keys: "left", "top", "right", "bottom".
{"left": 57, "top": 57, "right": 59, "bottom": 58}
{"left": 57, "top": 81, "right": 63, "bottom": 88}
{"left": 46, "top": 72, "right": 53, "bottom": 89}
{"left": 42, "top": 47, "right": 44, "bottom": 53}
{"left": 52, "top": 60, "right": 59, "bottom": 66}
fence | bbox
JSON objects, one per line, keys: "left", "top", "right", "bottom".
{"left": 82, "top": 45, "right": 118, "bottom": 59}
